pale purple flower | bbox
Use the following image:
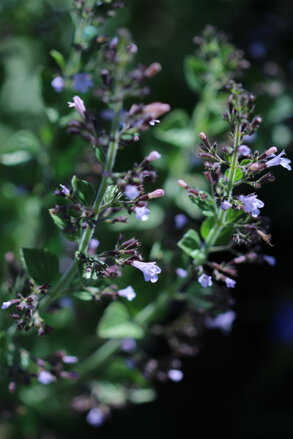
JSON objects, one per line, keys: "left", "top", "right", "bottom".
{"left": 131, "top": 260, "right": 161, "bottom": 283}
{"left": 174, "top": 214, "right": 188, "bottom": 229}
{"left": 118, "top": 286, "right": 136, "bottom": 301}
{"left": 220, "top": 200, "right": 232, "bottom": 211}
{"left": 121, "top": 338, "right": 137, "bottom": 352}
{"left": 51, "top": 76, "right": 65, "bottom": 92}
{"left": 89, "top": 239, "right": 100, "bottom": 252}
{"left": 134, "top": 206, "right": 151, "bottom": 221}
{"left": 59, "top": 184, "right": 70, "bottom": 197}
{"left": 238, "top": 194, "right": 264, "bottom": 217}
{"left": 146, "top": 151, "right": 161, "bottom": 161}
{"left": 176, "top": 268, "right": 188, "bottom": 278}
{"left": 238, "top": 145, "right": 251, "bottom": 156}
{"left": 125, "top": 185, "right": 140, "bottom": 200}
{"left": 225, "top": 277, "right": 236, "bottom": 288}
{"left": 68, "top": 96, "right": 86, "bottom": 117}
{"left": 72, "top": 73, "right": 93, "bottom": 93}
{"left": 62, "top": 355, "right": 78, "bottom": 364}
{"left": 263, "top": 255, "right": 276, "bottom": 266}
{"left": 86, "top": 408, "right": 105, "bottom": 427}
{"left": 37, "top": 370, "right": 56, "bottom": 385}
{"left": 206, "top": 310, "right": 236, "bottom": 334}
{"left": 198, "top": 274, "right": 213, "bottom": 288}
{"left": 1, "top": 299, "right": 20, "bottom": 310}
{"left": 167, "top": 369, "right": 184, "bottom": 382}
{"left": 266, "top": 150, "right": 291, "bottom": 171}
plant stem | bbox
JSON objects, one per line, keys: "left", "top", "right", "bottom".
{"left": 202, "top": 124, "right": 241, "bottom": 256}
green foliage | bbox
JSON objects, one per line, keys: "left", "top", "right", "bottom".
{"left": 21, "top": 248, "right": 60, "bottom": 285}
{"left": 97, "top": 302, "right": 144, "bottom": 339}
{"left": 71, "top": 175, "right": 95, "bottom": 206}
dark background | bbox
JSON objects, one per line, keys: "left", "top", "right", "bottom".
{"left": 1, "top": 0, "right": 293, "bottom": 438}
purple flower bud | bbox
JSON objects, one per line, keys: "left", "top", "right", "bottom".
{"left": 68, "top": 96, "right": 86, "bottom": 117}
{"left": 174, "top": 214, "right": 188, "bottom": 229}
{"left": 263, "top": 255, "right": 276, "bottom": 266}
{"left": 198, "top": 274, "right": 213, "bottom": 288}
{"left": 51, "top": 76, "right": 65, "bottom": 92}
{"left": 118, "top": 286, "right": 136, "bottom": 301}
{"left": 143, "top": 102, "right": 171, "bottom": 119}
{"left": 148, "top": 189, "right": 165, "bottom": 199}
{"left": 146, "top": 150, "right": 161, "bottom": 161}
{"left": 206, "top": 310, "right": 236, "bottom": 334}
{"left": 1, "top": 299, "right": 19, "bottom": 310}
{"left": 220, "top": 200, "right": 232, "bottom": 211}
{"left": 121, "top": 338, "right": 137, "bottom": 352}
{"left": 238, "top": 145, "right": 251, "bottom": 156}
{"left": 225, "top": 277, "right": 236, "bottom": 288}
{"left": 86, "top": 408, "right": 105, "bottom": 427}
{"left": 62, "top": 355, "right": 78, "bottom": 364}
{"left": 266, "top": 150, "right": 291, "bottom": 171}
{"left": 134, "top": 206, "right": 151, "bottom": 221}
{"left": 37, "top": 370, "right": 56, "bottom": 385}
{"left": 176, "top": 268, "right": 188, "bottom": 278}
{"left": 72, "top": 73, "right": 93, "bottom": 93}
{"left": 167, "top": 369, "right": 184, "bottom": 382}
{"left": 132, "top": 260, "right": 161, "bottom": 283}
{"left": 238, "top": 194, "right": 264, "bottom": 217}
{"left": 59, "top": 184, "right": 70, "bottom": 197}
{"left": 125, "top": 185, "right": 140, "bottom": 200}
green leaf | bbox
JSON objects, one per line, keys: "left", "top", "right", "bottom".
{"left": 71, "top": 175, "right": 95, "bottom": 206}
{"left": 200, "top": 216, "right": 215, "bottom": 240}
{"left": 178, "top": 229, "right": 201, "bottom": 256}
{"left": 188, "top": 190, "right": 215, "bottom": 217}
{"left": 103, "top": 185, "right": 119, "bottom": 205}
{"left": 155, "top": 109, "right": 193, "bottom": 148}
{"left": 129, "top": 388, "right": 156, "bottom": 404}
{"left": 184, "top": 56, "right": 206, "bottom": 93}
{"left": 73, "top": 291, "right": 93, "bottom": 301}
{"left": 49, "top": 209, "right": 78, "bottom": 242}
{"left": 97, "top": 302, "right": 144, "bottom": 339}
{"left": 95, "top": 147, "right": 106, "bottom": 164}
{"left": 224, "top": 167, "right": 243, "bottom": 182}
{"left": 21, "top": 248, "right": 59, "bottom": 285}
{"left": 50, "top": 50, "right": 66, "bottom": 72}
{"left": 0, "top": 130, "right": 41, "bottom": 166}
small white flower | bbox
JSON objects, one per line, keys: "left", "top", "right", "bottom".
{"left": 1, "top": 301, "right": 13, "bottom": 310}
{"left": 206, "top": 310, "right": 236, "bottom": 334}
{"left": 68, "top": 96, "right": 86, "bottom": 117}
{"left": 266, "top": 149, "right": 291, "bottom": 171}
{"left": 125, "top": 185, "right": 140, "bottom": 200}
{"left": 118, "top": 286, "right": 136, "bottom": 301}
{"left": 86, "top": 408, "right": 105, "bottom": 427}
{"left": 238, "top": 194, "right": 264, "bottom": 217}
{"left": 62, "top": 355, "right": 78, "bottom": 364}
{"left": 167, "top": 369, "right": 184, "bottom": 382}
{"left": 37, "top": 370, "right": 56, "bottom": 385}
{"left": 225, "top": 277, "right": 236, "bottom": 288}
{"left": 198, "top": 274, "right": 213, "bottom": 288}
{"left": 132, "top": 260, "right": 161, "bottom": 283}
{"left": 238, "top": 145, "right": 251, "bottom": 156}
{"left": 176, "top": 268, "right": 188, "bottom": 279}
{"left": 134, "top": 206, "right": 151, "bottom": 221}
{"left": 51, "top": 76, "right": 65, "bottom": 92}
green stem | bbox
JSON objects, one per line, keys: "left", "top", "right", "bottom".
{"left": 202, "top": 124, "right": 241, "bottom": 256}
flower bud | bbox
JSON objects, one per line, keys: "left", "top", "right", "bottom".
{"left": 265, "top": 146, "right": 278, "bottom": 157}
{"left": 144, "top": 62, "right": 162, "bottom": 78}
{"left": 148, "top": 189, "right": 165, "bottom": 199}
{"left": 143, "top": 102, "right": 171, "bottom": 119}
{"left": 249, "top": 163, "right": 260, "bottom": 172}
{"left": 199, "top": 132, "right": 207, "bottom": 141}
{"left": 146, "top": 150, "right": 161, "bottom": 161}
{"left": 177, "top": 179, "right": 188, "bottom": 188}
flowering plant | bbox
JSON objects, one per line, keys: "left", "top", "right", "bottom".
{"left": 0, "top": 0, "right": 290, "bottom": 432}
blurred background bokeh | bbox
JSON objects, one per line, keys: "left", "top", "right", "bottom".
{"left": 0, "top": 0, "right": 293, "bottom": 437}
